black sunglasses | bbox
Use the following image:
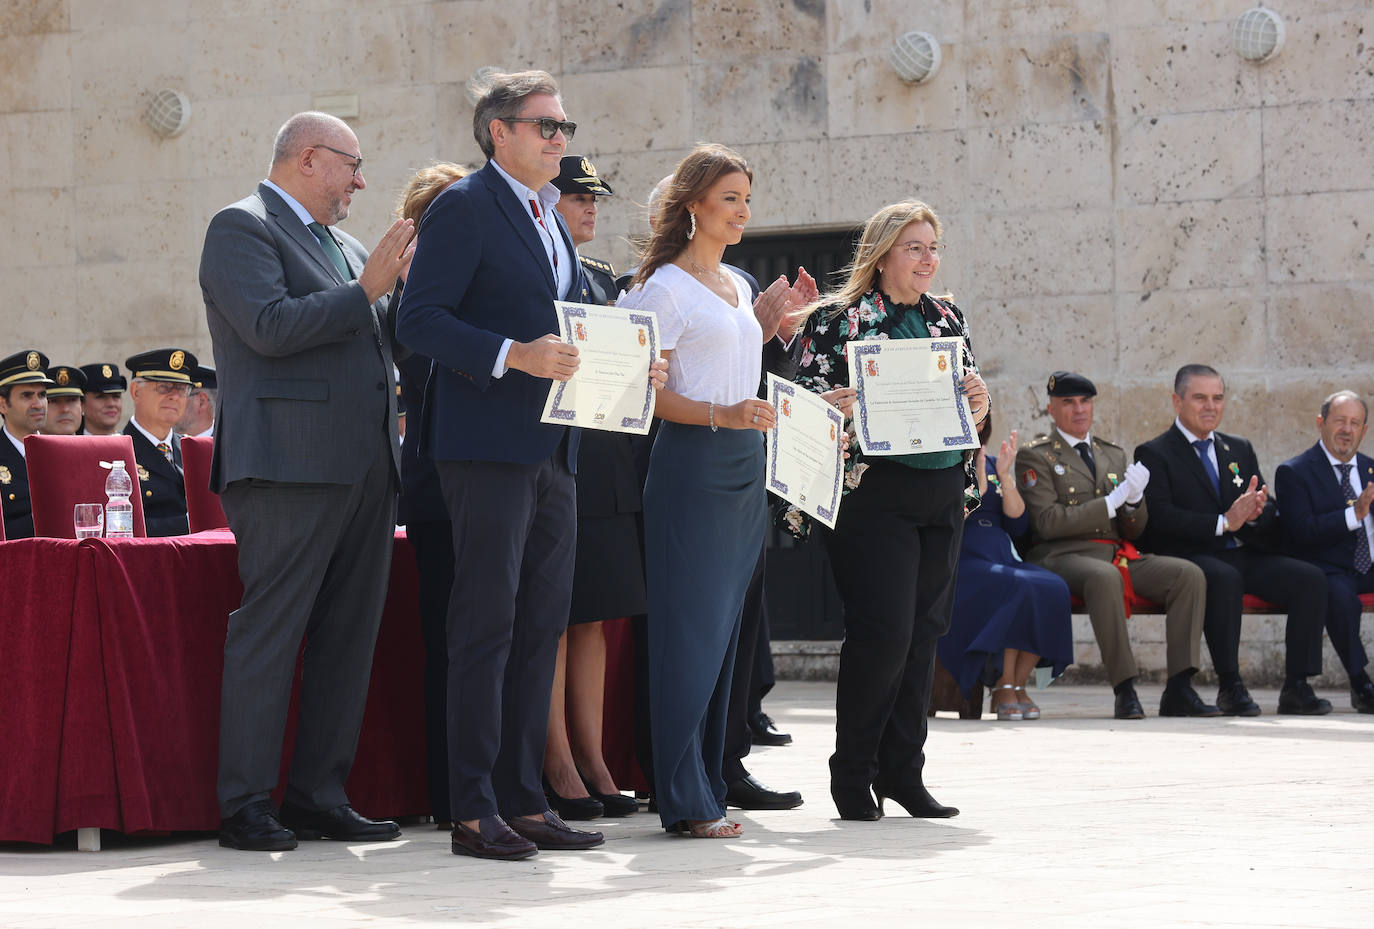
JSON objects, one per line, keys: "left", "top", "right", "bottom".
{"left": 502, "top": 116, "right": 577, "bottom": 142}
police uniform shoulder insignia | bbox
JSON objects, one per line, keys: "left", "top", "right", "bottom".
{"left": 0, "top": 465, "right": 10, "bottom": 484}
{"left": 136, "top": 464, "right": 151, "bottom": 482}
{"left": 581, "top": 255, "right": 615, "bottom": 275}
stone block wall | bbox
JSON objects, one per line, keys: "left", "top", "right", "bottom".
{"left": 2, "top": 0, "right": 1372, "bottom": 473}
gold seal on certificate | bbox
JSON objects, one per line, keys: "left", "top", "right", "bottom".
{"left": 541, "top": 300, "right": 660, "bottom": 435}
{"left": 845, "top": 336, "right": 979, "bottom": 456}
{"left": 764, "top": 373, "right": 846, "bottom": 529}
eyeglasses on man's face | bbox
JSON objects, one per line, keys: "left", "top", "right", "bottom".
{"left": 313, "top": 143, "right": 363, "bottom": 177}
{"left": 502, "top": 117, "right": 577, "bottom": 142}
{"left": 151, "top": 382, "right": 192, "bottom": 397}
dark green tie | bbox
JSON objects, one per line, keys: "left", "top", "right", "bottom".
{"left": 307, "top": 221, "right": 352, "bottom": 280}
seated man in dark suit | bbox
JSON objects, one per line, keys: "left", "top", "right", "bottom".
{"left": 0, "top": 349, "right": 54, "bottom": 540}
{"left": 1275, "top": 390, "right": 1374, "bottom": 713}
{"left": 1134, "top": 364, "right": 1329, "bottom": 715}
{"left": 122, "top": 349, "right": 196, "bottom": 538}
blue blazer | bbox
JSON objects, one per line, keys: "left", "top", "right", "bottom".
{"left": 396, "top": 161, "right": 584, "bottom": 468}
{"left": 1275, "top": 442, "right": 1374, "bottom": 574}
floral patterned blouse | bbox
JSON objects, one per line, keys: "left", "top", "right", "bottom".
{"left": 779, "top": 288, "right": 984, "bottom": 540}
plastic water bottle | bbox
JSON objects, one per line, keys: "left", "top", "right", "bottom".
{"left": 105, "top": 459, "right": 135, "bottom": 538}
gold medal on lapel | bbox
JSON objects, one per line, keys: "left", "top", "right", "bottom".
{"left": 137, "top": 464, "right": 151, "bottom": 482}
{"left": 0, "top": 465, "right": 10, "bottom": 484}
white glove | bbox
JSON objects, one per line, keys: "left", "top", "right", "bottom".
{"left": 1106, "top": 482, "right": 1131, "bottom": 511}
{"left": 1124, "top": 461, "right": 1150, "bottom": 504}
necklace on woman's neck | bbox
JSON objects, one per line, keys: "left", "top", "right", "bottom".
{"left": 684, "top": 252, "right": 727, "bottom": 286}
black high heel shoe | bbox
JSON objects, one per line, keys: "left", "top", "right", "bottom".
{"left": 831, "top": 785, "right": 882, "bottom": 821}
{"left": 543, "top": 777, "right": 604, "bottom": 821}
{"left": 873, "top": 782, "right": 959, "bottom": 819}
{"left": 581, "top": 775, "right": 639, "bottom": 817}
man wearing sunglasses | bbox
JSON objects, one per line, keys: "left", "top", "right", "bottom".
{"left": 397, "top": 70, "right": 605, "bottom": 861}
{"left": 201, "top": 110, "right": 415, "bottom": 852}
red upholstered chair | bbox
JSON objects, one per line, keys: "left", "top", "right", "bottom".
{"left": 180, "top": 435, "right": 228, "bottom": 532}
{"left": 25, "top": 434, "right": 148, "bottom": 538}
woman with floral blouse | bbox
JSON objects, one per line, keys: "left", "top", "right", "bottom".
{"left": 785, "top": 200, "right": 990, "bottom": 822}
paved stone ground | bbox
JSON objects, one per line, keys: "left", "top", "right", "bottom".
{"left": 2, "top": 680, "right": 1371, "bottom": 929}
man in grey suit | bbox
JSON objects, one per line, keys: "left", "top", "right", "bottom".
{"left": 200, "top": 111, "right": 415, "bottom": 851}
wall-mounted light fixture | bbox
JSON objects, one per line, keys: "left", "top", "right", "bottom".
{"left": 145, "top": 88, "right": 191, "bottom": 138}
{"left": 889, "top": 31, "right": 942, "bottom": 84}
{"left": 1233, "top": 7, "right": 1285, "bottom": 63}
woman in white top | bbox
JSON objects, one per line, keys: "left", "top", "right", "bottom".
{"left": 617, "top": 144, "right": 776, "bottom": 839}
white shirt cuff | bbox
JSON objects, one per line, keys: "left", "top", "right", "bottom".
{"left": 492, "top": 339, "right": 513, "bottom": 378}
{"left": 1346, "top": 507, "right": 1361, "bottom": 531}
{"left": 1215, "top": 515, "right": 1227, "bottom": 536}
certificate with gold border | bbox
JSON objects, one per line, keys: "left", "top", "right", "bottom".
{"left": 541, "top": 301, "right": 659, "bottom": 435}
{"left": 845, "top": 336, "right": 978, "bottom": 456}
{"left": 765, "top": 373, "right": 845, "bottom": 529}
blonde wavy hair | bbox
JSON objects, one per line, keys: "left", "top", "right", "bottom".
{"left": 395, "top": 162, "right": 472, "bottom": 226}
{"left": 817, "top": 200, "right": 944, "bottom": 319}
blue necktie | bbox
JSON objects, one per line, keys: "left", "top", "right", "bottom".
{"left": 1338, "top": 464, "right": 1372, "bottom": 574}
{"left": 1193, "top": 438, "right": 1221, "bottom": 496}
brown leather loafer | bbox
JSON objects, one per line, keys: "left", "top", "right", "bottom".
{"left": 450, "top": 816, "right": 538, "bottom": 861}
{"left": 508, "top": 811, "right": 605, "bottom": 850}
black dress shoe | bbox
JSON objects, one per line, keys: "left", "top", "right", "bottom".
{"left": 582, "top": 779, "right": 638, "bottom": 817}
{"left": 872, "top": 781, "right": 959, "bottom": 818}
{"left": 507, "top": 811, "right": 605, "bottom": 850}
{"left": 1216, "top": 681, "right": 1262, "bottom": 717}
{"left": 748, "top": 711, "right": 793, "bottom": 746}
{"left": 1159, "top": 683, "right": 1222, "bottom": 717}
{"left": 279, "top": 803, "right": 401, "bottom": 841}
{"left": 831, "top": 785, "right": 881, "bottom": 821}
{"left": 543, "top": 779, "right": 604, "bottom": 821}
{"left": 1351, "top": 679, "right": 1374, "bottom": 714}
{"left": 1278, "top": 679, "right": 1334, "bottom": 715}
{"left": 451, "top": 816, "right": 537, "bottom": 861}
{"left": 1114, "top": 685, "right": 1145, "bottom": 720}
{"left": 219, "top": 800, "right": 297, "bottom": 851}
{"left": 725, "top": 774, "right": 803, "bottom": 810}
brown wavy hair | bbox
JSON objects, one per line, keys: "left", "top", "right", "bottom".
{"left": 396, "top": 162, "right": 472, "bottom": 226}
{"left": 630, "top": 143, "right": 752, "bottom": 289}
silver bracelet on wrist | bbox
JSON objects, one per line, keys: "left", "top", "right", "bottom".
{"left": 708, "top": 401, "right": 718, "bottom": 432}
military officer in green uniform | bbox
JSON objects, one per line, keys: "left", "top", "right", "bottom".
{"left": 41, "top": 364, "right": 87, "bottom": 435}
{"left": 1015, "top": 371, "right": 1212, "bottom": 720}
{"left": 553, "top": 154, "right": 619, "bottom": 305}
{"left": 0, "top": 349, "right": 54, "bottom": 539}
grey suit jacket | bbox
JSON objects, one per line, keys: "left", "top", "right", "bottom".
{"left": 199, "top": 183, "right": 403, "bottom": 492}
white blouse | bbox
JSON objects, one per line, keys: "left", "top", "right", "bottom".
{"left": 618, "top": 263, "right": 762, "bottom": 406}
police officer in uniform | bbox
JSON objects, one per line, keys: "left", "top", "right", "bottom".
{"left": 123, "top": 348, "right": 197, "bottom": 537}
{"left": 80, "top": 362, "right": 128, "bottom": 435}
{"left": 552, "top": 155, "right": 619, "bottom": 304}
{"left": 1015, "top": 372, "right": 1212, "bottom": 720}
{"left": 0, "top": 349, "right": 54, "bottom": 539}
{"left": 42, "top": 364, "right": 87, "bottom": 435}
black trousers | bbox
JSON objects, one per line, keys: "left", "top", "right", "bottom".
{"left": 1323, "top": 567, "right": 1373, "bottom": 677}
{"left": 722, "top": 542, "right": 767, "bottom": 784}
{"left": 1188, "top": 549, "right": 1327, "bottom": 678}
{"left": 406, "top": 519, "right": 454, "bottom": 821}
{"left": 822, "top": 461, "right": 965, "bottom": 792}
{"left": 436, "top": 452, "right": 575, "bottom": 822}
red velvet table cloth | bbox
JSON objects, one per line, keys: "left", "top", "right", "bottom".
{"left": 0, "top": 530, "right": 430, "bottom": 844}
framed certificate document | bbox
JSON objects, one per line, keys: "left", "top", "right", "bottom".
{"left": 764, "top": 373, "right": 845, "bottom": 529}
{"left": 845, "top": 337, "right": 978, "bottom": 456}
{"left": 541, "top": 301, "right": 660, "bottom": 435}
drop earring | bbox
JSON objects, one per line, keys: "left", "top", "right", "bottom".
{"left": 687, "top": 212, "right": 696, "bottom": 240}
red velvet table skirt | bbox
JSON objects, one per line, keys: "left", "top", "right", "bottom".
{"left": 0, "top": 529, "right": 430, "bottom": 844}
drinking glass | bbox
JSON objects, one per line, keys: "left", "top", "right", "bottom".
{"left": 74, "top": 503, "right": 104, "bottom": 539}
